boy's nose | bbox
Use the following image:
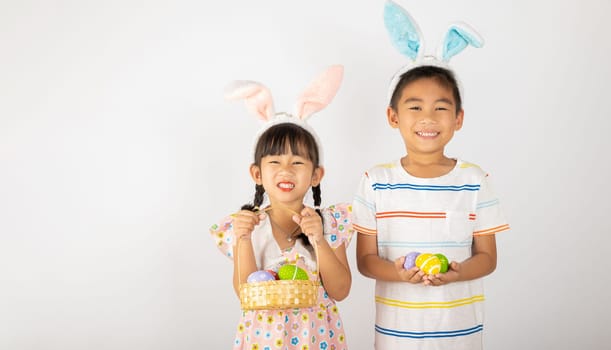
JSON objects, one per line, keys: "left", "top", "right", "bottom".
{"left": 419, "top": 114, "right": 438, "bottom": 124}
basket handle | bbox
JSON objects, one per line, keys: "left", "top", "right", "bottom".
{"left": 236, "top": 217, "right": 320, "bottom": 287}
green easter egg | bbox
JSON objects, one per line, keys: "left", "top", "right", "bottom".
{"left": 435, "top": 253, "right": 449, "bottom": 273}
{"left": 278, "top": 264, "right": 309, "bottom": 280}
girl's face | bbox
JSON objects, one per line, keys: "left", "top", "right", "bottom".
{"left": 387, "top": 77, "right": 464, "bottom": 157}
{"left": 250, "top": 146, "right": 323, "bottom": 208}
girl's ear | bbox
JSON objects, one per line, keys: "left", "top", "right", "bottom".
{"left": 437, "top": 22, "right": 484, "bottom": 62}
{"left": 294, "top": 65, "right": 344, "bottom": 120}
{"left": 383, "top": 0, "right": 424, "bottom": 61}
{"left": 311, "top": 166, "right": 325, "bottom": 187}
{"left": 386, "top": 106, "right": 399, "bottom": 129}
{"left": 249, "top": 164, "right": 262, "bottom": 185}
{"left": 225, "top": 81, "right": 275, "bottom": 121}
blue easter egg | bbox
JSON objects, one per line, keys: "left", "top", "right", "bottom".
{"left": 403, "top": 251, "right": 421, "bottom": 269}
{"left": 247, "top": 270, "right": 276, "bottom": 283}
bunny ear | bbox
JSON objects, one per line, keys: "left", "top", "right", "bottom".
{"left": 294, "top": 65, "right": 344, "bottom": 120}
{"left": 224, "top": 80, "right": 275, "bottom": 121}
{"left": 383, "top": 0, "right": 424, "bottom": 61}
{"left": 438, "top": 22, "right": 484, "bottom": 62}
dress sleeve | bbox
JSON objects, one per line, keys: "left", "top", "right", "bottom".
{"left": 208, "top": 214, "right": 237, "bottom": 260}
{"left": 351, "top": 171, "right": 378, "bottom": 236}
{"left": 474, "top": 174, "right": 510, "bottom": 236}
{"left": 322, "top": 203, "right": 355, "bottom": 249}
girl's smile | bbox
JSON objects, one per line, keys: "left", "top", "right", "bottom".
{"left": 277, "top": 181, "right": 296, "bottom": 191}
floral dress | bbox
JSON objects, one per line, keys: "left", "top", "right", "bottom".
{"left": 209, "top": 203, "right": 354, "bottom": 350}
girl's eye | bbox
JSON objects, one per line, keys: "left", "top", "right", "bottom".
{"left": 293, "top": 161, "right": 304, "bottom": 165}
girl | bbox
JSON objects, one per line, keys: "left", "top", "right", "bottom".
{"left": 210, "top": 65, "right": 354, "bottom": 349}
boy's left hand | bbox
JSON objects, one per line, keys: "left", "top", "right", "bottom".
{"left": 293, "top": 206, "right": 324, "bottom": 244}
{"left": 423, "top": 261, "right": 461, "bottom": 286}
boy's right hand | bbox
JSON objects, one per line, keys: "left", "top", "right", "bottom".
{"left": 233, "top": 210, "right": 266, "bottom": 240}
{"left": 394, "top": 256, "right": 425, "bottom": 284}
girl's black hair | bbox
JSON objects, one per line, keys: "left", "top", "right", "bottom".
{"left": 389, "top": 65, "right": 462, "bottom": 113}
{"left": 241, "top": 123, "right": 323, "bottom": 246}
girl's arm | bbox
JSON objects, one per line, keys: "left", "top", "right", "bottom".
{"left": 231, "top": 210, "right": 263, "bottom": 296}
{"left": 356, "top": 232, "right": 425, "bottom": 283}
{"left": 296, "top": 207, "right": 351, "bottom": 301}
{"left": 314, "top": 238, "right": 351, "bottom": 301}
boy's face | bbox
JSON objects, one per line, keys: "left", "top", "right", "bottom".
{"left": 387, "top": 77, "right": 464, "bottom": 157}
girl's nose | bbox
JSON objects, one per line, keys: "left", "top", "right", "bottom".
{"left": 278, "top": 163, "right": 293, "bottom": 173}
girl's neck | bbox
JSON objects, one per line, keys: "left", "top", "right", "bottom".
{"left": 400, "top": 154, "right": 456, "bottom": 178}
{"left": 265, "top": 204, "right": 304, "bottom": 248}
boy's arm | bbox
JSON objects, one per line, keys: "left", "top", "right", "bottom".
{"left": 356, "top": 232, "right": 425, "bottom": 283}
{"left": 456, "top": 234, "right": 497, "bottom": 281}
{"left": 425, "top": 234, "right": 497, "bottom": 286}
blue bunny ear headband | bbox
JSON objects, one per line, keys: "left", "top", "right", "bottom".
{"left": 384, "top": 0, "right": 484, "bottom": 105}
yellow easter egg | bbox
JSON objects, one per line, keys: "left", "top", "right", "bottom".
{"left": 420, "top": 255, "right": 441, "bottom": 275}
{"left": 415, "top": 253, "right": 432, "bottom": 268}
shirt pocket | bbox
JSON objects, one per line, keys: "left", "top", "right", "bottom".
{"left": 443, "top": 211, "right": 476, "bottom": 243}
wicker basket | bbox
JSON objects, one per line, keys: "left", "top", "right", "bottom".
{"left": 239, "top": 279, "right": 320, "bottom": 310}
{"left": 238, "top": 240, "right": 320, "bottom": 310}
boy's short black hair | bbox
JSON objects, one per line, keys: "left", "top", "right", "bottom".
{"left": 389, "top": 65, "right": 462, "bottom": 113}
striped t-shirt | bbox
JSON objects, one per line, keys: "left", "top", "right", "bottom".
{"left": 352, "top": 159, "right": 509, "bottom": 350}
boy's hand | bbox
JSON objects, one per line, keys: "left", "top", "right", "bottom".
{"left": 293, "top": 206, "right": 324, "bottom": 244}
{"left": 394, "top": 256, "right": 425, "bottom": 284}
{"left": 233, "top": 210, "right": 265, "bottom": 240}
{"left": 423, "top": 261, "right": 461, "bottom": 286}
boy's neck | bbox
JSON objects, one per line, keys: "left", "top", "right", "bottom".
{"left": 400, "top": 154, "right": 456, "bottom": 178}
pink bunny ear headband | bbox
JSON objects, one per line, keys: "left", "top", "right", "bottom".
{"left": 384, "top": 0, "right": 484, "bottom": 105}
{"left": 224, "top": 65, "right": 344, "bottom": 165}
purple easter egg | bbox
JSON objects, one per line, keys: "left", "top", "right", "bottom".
{"left": 403, "top": 251, "right": 421, "bottom": 269}
{"left": 247, "top": 270, "right": 276, "bottom": 283}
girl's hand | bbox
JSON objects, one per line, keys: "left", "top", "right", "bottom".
{"left": 423, "top": 261, "right": 461, "bottom": 286}
{"left": 293, "top": 206, "right": 323, "bottom": 244}
{"left": 233, "top": 210, "right": 265, "bottom": 240}
{"left": 394, "top": 256, "right": 425, "bottom": 284}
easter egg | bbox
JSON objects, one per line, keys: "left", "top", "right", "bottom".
{"left": 403, "top": 251, "right": 421, "bottom": 269}
{"left": 415, "top": 253, "right": 432, "bottom": 268}
{"left": 419, "top": 255, "right": 441, "bottom": 275}
{"left": 265, "top": 269, "right": 279, "bottom": 280}
{"left": 247, "top": 270, "right": 276, "bottom": 283}
{"left": 435, "top": 253, "right": 449, "bottom": 273}
{"left": 278, "top": 264, "right": 309, "bottom": 280}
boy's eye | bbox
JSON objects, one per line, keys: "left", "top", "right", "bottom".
{"left": 435, "top": 107, "right": 448, "bottom": 111}
{"left": 408, "top": 106, "right": 421, "bottom": 111}
{"left": 293, "top": 161, "right": 304, "bottom": 165}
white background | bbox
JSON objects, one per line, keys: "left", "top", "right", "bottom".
{"left": 1, "top": 0, "right": 610, "bottom": 349}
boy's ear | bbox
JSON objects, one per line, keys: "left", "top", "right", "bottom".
{"left": 311, "top": 166, "right": 325, "bottom": 187}
{"left": 387, "top": 106, "right": 399, "bottom": 128}
{"left": 455, "top": 109, "right": 465, "bottom": 131}
{"left": 249, "top": 164, "right": 262, "bottom": 184}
